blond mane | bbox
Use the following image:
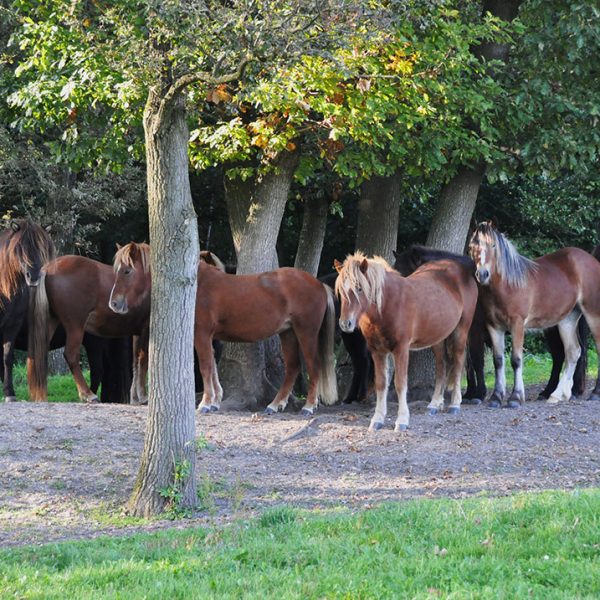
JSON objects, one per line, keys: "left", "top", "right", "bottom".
{"left": 113, "top": 242, "right": 150, "bottom": 273}
{"left": 335, "top": 251, "right": 394, "bottom": 313}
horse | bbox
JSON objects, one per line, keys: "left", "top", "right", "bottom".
{"left": 109, "top": 243, "right": 338, "bottom": 415}
{"left": 27, "top": 251, "right": 150, "bottom": 403}
{"left": 335, "top": 251, "right": 478, "bottom": 431}
{"left": 469, "top": 221, "right": 600, "bottom": 407}
{"left": 0, "top": 219, "right": 54, "bottom": 402}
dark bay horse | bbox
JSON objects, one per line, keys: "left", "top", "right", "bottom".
{"left": 109, "top": 243, "right": 338, "bottom": 415}
{"left": 335, "top": 252, "right": 478, "bottom": 431}
{"left": 0, "top": 220, "right": 54, "bottom": 402}
{"left": 28, "top": 253, "right": 150, "bottom": 403}
{"left": 469, "top": 221, "right": 600, "bottom": 407}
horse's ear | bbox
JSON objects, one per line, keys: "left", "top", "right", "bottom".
{"left": 44, "top": 225, "right": 52, "bottom": 233}
{"left": 202, "top": 251, "right": 217, "bottom": 267}
{"left": 490, "top": 215, "right": 499, "bottom": 229}
{"left": 10, "top": 221, "right": 20, "bottom": 232}
{"left": 359, "top": 258, "right": 369, "bottom": 274}
{"left": 333, "top": 259, "right": 343, "bottom": 273}
{"left": 115, "top": 243, "right": 122, "bottom": 251}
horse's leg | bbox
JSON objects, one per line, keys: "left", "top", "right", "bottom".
{"left": 507, "top": 320, "right": 526, "bottom": 408}
{"left": 3, "top": 336, "right": 17, "bottom": 402}
{"left": 369, "top": 351, "right": 389, "bottom": 431}
{"left": 487, "top": 326, "right": 506, "bottom": 408}
{"left": 548, "top": 311, "right": 582, "bottom": 403}
{"left": 538, "top": 327, "right": 563, "bottom": 400}
{"left": 64, "top": 328, "right": 98, "bottom": 403}
{"left": 573, "top": 317, "right": 589, "bottom": 397}
{"left": 265, "top": 330, "right": 301, "bottom": 415}
{"left": 292, "top": 326, "right": 323, "bottom": 416}
{"left": 448, "top": 326, "right": 469, "bottom": 414}
{"left": 392, "top": 346, "right": 410, "bottom": 432}
{"left": 427, "top": 342, "right": 447, "bottom": 416}
{"left": 342, "top": 330, "right": 370, "bottom": 403}
{"left": 196, "top": 335, "right": 217, "bottom": 414}
{"left": 134, "top": 328, "right": 149, "bottom": 405}
{"left": 463, "top": 312, "right": 486, "bottom": 404}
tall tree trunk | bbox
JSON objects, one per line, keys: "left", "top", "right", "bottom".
{"left": 355, "top": 172, "right": 401, "bottom": 263}
{"left": 294, "top": 194, "right": 328, "bottom": 276}
{"left": 128, "top": 89, "right": 199, "bottom": 517}
{"left": 219, "top": 152, "right": 299, "bottom": 411}
{"left": 407, "top": 0, "right": 522, "bottom": 399}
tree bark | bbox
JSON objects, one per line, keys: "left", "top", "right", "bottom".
{"left": 407, "top": 0, "right": 522, "bottom": 400}
{"left": 294, "top": 194, "right": 328, "bottom": 276}
{"left": 128, "top": 88, "right": 199, "bottom": 517}
{"left": 219, "top": 151, "right": 299, "bottom": 410}
{"left": 355, "top": 172, "right": 401, "bottom": 263}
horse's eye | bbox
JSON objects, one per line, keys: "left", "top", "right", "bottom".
{"left": 356, "top": 285, "right": 362, "bottom": 293}
{"left": 124, "top": 268, "right": 132, "bottom": 275}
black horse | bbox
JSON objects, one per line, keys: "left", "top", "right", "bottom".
{"left": 0, "top": 220, "right": 55, "bottom": 402}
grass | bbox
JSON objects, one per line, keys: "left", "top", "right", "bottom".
{"left": 12, "top": 363, "right": 81, "bottom": 402}
{"left": 0, "top": 489, "right": 599, "bottom": 598}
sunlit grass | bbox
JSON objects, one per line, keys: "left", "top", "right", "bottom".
{"left": 1, "top": 490, "right": 599, "bottom": 598}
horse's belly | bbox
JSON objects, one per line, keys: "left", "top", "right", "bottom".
{"left": 215, "top": 316, "right": 291, "bottom": 343}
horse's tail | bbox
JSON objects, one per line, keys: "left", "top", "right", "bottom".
{"left": 317, "top": 284, "right": 338, "bottom": 405}
{"left": 27, "top": 271, "right": 50, "bottom": 401}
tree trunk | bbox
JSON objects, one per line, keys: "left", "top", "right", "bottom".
{"left": 294, "top": 194, "right": 328, "bottom": 276}
{"left": 355, "top": 172, "right": 401, "bottom": 263}
{"left": 407, "top": 0, "right": 522, "bottom": 400}
{"left": 128, "top": 89, "right": 199, "bottom": 517}
{"left": 219, "top": 152, "right": 298, "bottom": 411}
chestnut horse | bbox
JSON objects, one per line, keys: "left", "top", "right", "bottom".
{"left": 335, "top": 252, "right": 478, "bottom": 431}
{"left": 0, "top": 219, "right": 54, "bottom": 401}
{"left": 109, "top": 243, "right": 338, "bottom": 415}
{"left": 469, "top": 221, "right": 600, "bottom": 407}
{"left": 28, "top": 253, "right": 150, "bottom": 403}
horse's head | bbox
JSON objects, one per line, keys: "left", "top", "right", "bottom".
{"left": 469, "top": 221, "right": 497, "bottom": 285}
{"left": 109, "top": 242, "right": 151, "bottom": 314}
{"left": 0, "top": 220, "right": 55, "bottom": 296}
{"left": 334, "top": 252, "right": 389, "bottom": 333}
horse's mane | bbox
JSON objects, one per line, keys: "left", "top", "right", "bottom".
{"left": 473, "top": 222, "right": 537, "bottom": 287}
{"left": 0, "top": 219, "right": 55, "bottom": 300}
{"left": 113, "top": 242, "right": 150, "bottom": 273}
{"left": 335, "top": 251, "right": 394, "bottom": 313}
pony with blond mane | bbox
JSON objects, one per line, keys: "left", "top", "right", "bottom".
{"left": 335, "top": 251, "right": 478, "bottom": 431}
{"left": 470, "top": 221, "right": 600, "bottom": 407}
{"left": 110, "top": 242, "right": 337, "bottom": 415}
{"left": 0, "top": 219, "right": 54, "bottom": 401}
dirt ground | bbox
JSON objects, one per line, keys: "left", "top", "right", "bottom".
{"left": 1, "top": 387, "right": 600, "bottom": 548}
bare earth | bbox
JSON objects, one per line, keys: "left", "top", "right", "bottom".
{"left": 1, "top": 388, "right": 599, "bottom": 548}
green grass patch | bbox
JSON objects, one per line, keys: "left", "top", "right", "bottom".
{"left": 1, "top": 489, "right": 599, "bottom": 598}
{"left": 12, "top": 363, "right": 82, "bottom": 402}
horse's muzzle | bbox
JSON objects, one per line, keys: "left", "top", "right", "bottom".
{"left": 109, "top": 296, "right": 129, "bottom": 314}
{"left": 475, "top": 268, "right": 490, "bottom": 285}
{"left": 339, "top": 318, "right": 356, "bottom": 333}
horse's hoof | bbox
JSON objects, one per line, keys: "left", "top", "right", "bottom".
{"left": 546, "top": 396, "right": 560, "bottom": 405}
{"left": 428, "top": 408, "right": 439, "bottom": 416}
{"left": 209, "top": 405, "right": 219, "bottom": 413}
{"left": 199, "top": 406, "right": 211, "bottom": 414}
{"left": 448, "top": 406, "right": 460, "bottom": 415}
{"left": 507, "top": 399, "right": 521, "bottom": 409}
{"left": 536, "top": 394, "right": 548, "bottom": 402}
{"left": 487, "top": 399, "right": 501, "bottom": 408}
{"left": 300, "top": 408, "right": 314, "bottom": 417}
{"left": 85, "top": 395, "right": 99, "bottom": 404}
{"left": 369, "top": 421, "right": 384, "bottom": 431}
{"left": 394, "top": 423, "right": 408, "bottom": 432}
{"left": 4, "top": 396, "right": 17, "bottom": 403}
{"left": 342, "top": 397, "right": 356, "bottom": 404}
{"left": 587, "top": 393, "right": 600, "bottom": 402}
{"left": 462, "top": 398, "right": 482, "bottom": 405}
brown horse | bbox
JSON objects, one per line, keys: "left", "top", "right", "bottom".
{"left": 0, "top": 219, "right": 54, "bottom": 401}
{"left": 335, "top": 252, "right": 478, "bottom": 431}
{"left": 469, "top": 221, "right": 600, "bottom": 407}
{"left": 109, "top": 243, "right": 338, "bottom": 415}
{"left": 28, "top": 252, "right": 150, "bottom": 403}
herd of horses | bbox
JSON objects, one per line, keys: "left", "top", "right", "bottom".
{"left": 1, "top": 218, "right": 600, "bottom": 432}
